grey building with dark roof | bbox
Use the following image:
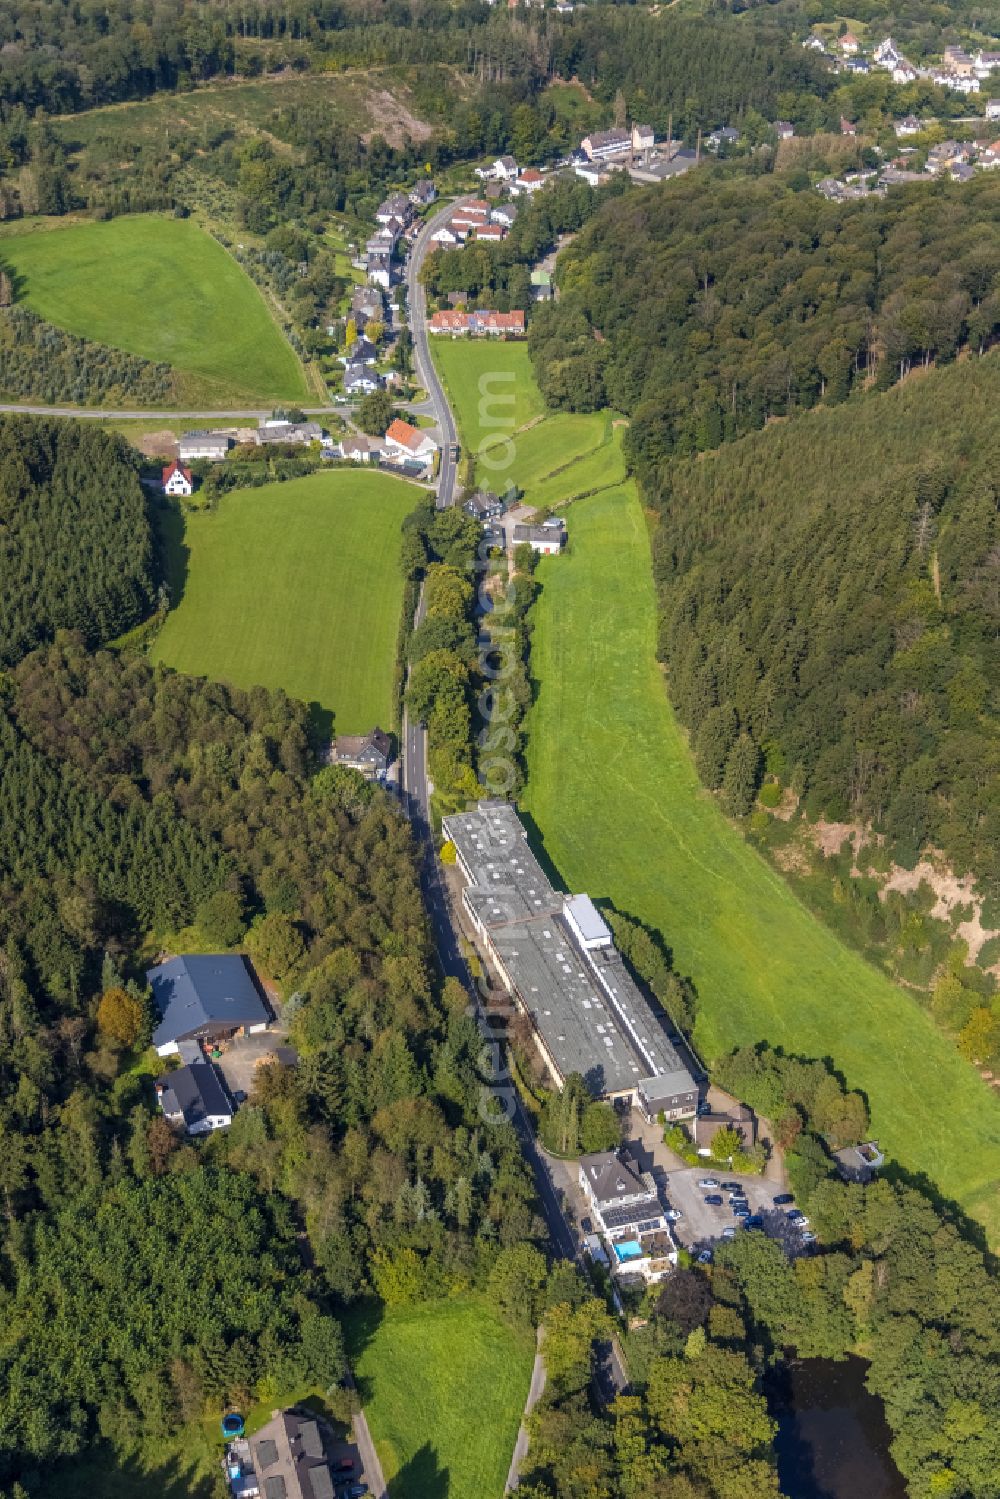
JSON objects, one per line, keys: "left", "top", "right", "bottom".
{"left": 442, "top": 801, "right": 698, "bottom": 1114}
{"left": 155, "top": 1062, "right": 233, "bottom": 1134}
{"left": 148, "top": 954, "right": 271, "bottom": 1057}
{"left": 247, "top": 1411, "right": 335, "bottom": 1499}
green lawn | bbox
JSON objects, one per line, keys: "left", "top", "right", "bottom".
{"left": 523, "top": 482, "right": 1000, "bottom": 1245}
{"left": 432, "top": 339, "right": 545, "bottom": 458}
{"left": 151, "top": 470, "right": 415, "bottom": 734}
{"left": 0, "top": 215, "right": 309, "bottom": 404}
{"left": 345, "top": 1297, "right": 534, "bottom": 1499}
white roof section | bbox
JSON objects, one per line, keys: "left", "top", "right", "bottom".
{"left": 564, "top": 893, "right": 611, "bottom": 945}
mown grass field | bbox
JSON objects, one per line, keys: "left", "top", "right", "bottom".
{"left": 431, "top": 338, "right": 624, "bottom": 502}
{"left": 345, "top": 1297, "right": 534, "bottom": 1499}
{"left": 523, "top": 481, "right": 1000, "bottom": 1244}
{"left": 0, "top": 215, "right": 309, "bottom": 404}
{"left": 152, "top": 470, "right": 415, "bottom": 734}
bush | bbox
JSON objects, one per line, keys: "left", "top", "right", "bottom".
{"left": 759, "top": 781, "right": 782, "bottom": 808}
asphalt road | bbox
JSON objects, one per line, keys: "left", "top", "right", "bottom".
{"left": 0, "top": 403, "right": 340, "bottom": 420}
{"left": 405, "top": 200, "right": 463, "bottom": 509}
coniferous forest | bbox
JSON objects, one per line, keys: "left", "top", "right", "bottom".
{"left": 0, "top": 416, "right": 157, "bottom": 666}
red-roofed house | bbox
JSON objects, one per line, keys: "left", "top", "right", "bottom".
{"left": 839, "top": 31, "right": 859, "bottom": 53}
{"left": 385, "top": 417, "right": 439, "bottom": 464}
{"left": 162, "top": 460, "right": 194, "bottom": 497}
{"left": 981, "top": 139, "right": 1000, "bottom": 166}
{"left": 475, "top": 224, "right": 506, "bottom": 242}
{"left": 472, "top": 309, "right": 525, "bottom": 336}
{"left": 429, "top": 309, "right": 472, "bottom": 334}
{"left": 514, "top": 168, "right": 546, "bottom": 195}
{"left": 463, "top": 200, "right": 490, "bottom": 219}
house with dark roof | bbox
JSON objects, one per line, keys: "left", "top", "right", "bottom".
{"left": 465, "top": 490, "right": 505, "bottom": 522}
{"left": 147, "top": 954, "right": 271, "bottom": 1058}
{"left": 245, "top": 1410, "right": 335, "bottom": 1499}
{"left": 343, "top": 362, "right": 382, "bottom": 396}
{"left": 155, "top": 1062, "right": 233, "bottom": 1134}
{"left": 332, "top": 727, "right": 392, "bottom": 780}
{"left": 694, "top": 1102, "right": 756, "bottom": 1154}
{"left": 577, "top": 1147, "right": 676, "bottom": 1280}
{"left": 410, "top": 178, "right": 437, "bottom": 206}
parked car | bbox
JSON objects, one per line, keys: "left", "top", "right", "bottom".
{"left": 773, "top": 1193, "right": 794, "bottom": 1206}
{"left": 664, "top": 1208, "right": 683, "bottom": 1221}
{"left": 348, "top": 1486, "right": 369, "bottom": 1499}
{"left": 733, "top": 1207, "right": 751, "bottom": 1220}
{"left": 703, "top": 1194, "right": 724, "bottom": 1206}
{"left": 720, "top": 1227, "right": 737, "bottom": 1240}
{"left": 728, "top": 1193, "right": 748, "bottom": 1205}
{"left": 788, "top": 1211, "right": 809, "bottom": 1227}
{"left": 697, "top": 1101, "right": 712, "bottom": 1116}
{"left": 801, "top": 1231, "right": 817, "bottom": 1243}
{"left": 697, "top": 1248, "right": 713, "bottom": 1264}
{"left": 720, "top": 1181, "right": 742, "bottom": 1191}
{"left": 745, "top": 1215, "right": 764, "bottom": 1229}
{"left": 697, "top": 1178, "right": 720, "bottom": 1189}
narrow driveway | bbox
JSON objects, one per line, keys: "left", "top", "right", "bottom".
{"left": 506, "top": 1330, "right": 546, "bottom": 1491}
{"left": 342, "top": 1366, "right": 388, "bottom": 1499}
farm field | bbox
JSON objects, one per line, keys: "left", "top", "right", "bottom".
{"left": 152, "top": 470, "right": 415, "bottom": 734}
{"left": 522, "top": 480, "right": 1000, "bottom": 1245}
{"left": 345, "top": 1297, "right": 534, "bottom": 1499}
{"left": 0, "top": 215, "right": 309, "bottom": 405}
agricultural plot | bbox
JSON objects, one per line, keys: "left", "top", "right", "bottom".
{"left": 345, "top": 1297, "right": 534, "bottom": 1499}
{"left": 523, "top": 481, "right": 1000, "bottom": 1246}
{"left": 0, "top": 215, "right": 309, "bottom": 404}
{"left": 152, "top": 470, "right": 415, "bottom": 734}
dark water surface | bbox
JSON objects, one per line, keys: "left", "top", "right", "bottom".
{"left": 770, "top": 1356, "right": 907, "bottom": 1499}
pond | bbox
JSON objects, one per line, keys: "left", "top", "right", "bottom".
{"left": 770, "top": 1356, "right": 906, "bottom": 1499}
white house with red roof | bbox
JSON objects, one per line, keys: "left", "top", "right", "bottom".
{"left": 384, "top": 417, "right": 439, "bottom": 464}
{"left": 162, "top": 460, "right": 194, "bottom": 497}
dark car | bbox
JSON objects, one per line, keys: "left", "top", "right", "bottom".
{"left": 703, "top": 1194, "right": 724, "bottom": 1206}
{"left": 728, "top": 1192, "right": 747, "bottom": 1204}
{"left": 733, "top": 1206, "right": 751, "bottom": 1219}
{"left": 348, "top": 1486, "right": 369, "bottom": 1499}
{"left": 720, "top": 1181, "right": 742, "bottom": 1192}
{"left": 773, "top": 1193, "right": 794, "bottom": 1206}
{"left": 745, "top": 1214, "right": 764, "bottom": 1229}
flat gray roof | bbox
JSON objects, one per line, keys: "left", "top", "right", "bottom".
{"left": 444, "top": 802, "right": 696, "bottom": 1100}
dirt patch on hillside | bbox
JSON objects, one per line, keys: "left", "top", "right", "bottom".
{"left": 880, "top": 857, "right": 1000, "bottom": 966}
{"left": 362, "top": 90, "right": 434, "bottom": 145}
{"left": 133, "top": 429, "right": 179, "bottom": 459}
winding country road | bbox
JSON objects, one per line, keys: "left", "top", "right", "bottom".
{"left": 405, "top": 198, "right": 461, "bottom": 509}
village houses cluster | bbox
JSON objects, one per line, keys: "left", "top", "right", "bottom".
{"left": 805, "top": 27, "right": 1000, "bottom": 95}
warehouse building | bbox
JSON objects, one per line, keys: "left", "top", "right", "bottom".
{"left": 442, "top": 801, "right": 698, "bottom": 1117}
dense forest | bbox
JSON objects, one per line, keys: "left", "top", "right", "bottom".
{"left": 650, "top": 355, "right": 1000, "bottom": 899}
{"left": 0, "top": 304, "right": 176, "bottom": 404}
{"left": 0, "top": 417, "right": 156, "bottom": 666}
{"left": 530, "top": 172, "right": 1000, "bottom": 471}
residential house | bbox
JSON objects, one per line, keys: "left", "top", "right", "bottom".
{"left": 428, "top": 308, "right": 525, "bottom": 337}
{"left": 802, "top": 32, "right": 826, "bottom": 50}
{"left": 631, "top": 121, "right": 656, "bottom": 151}
{"left": 340, "top": 434, "right": 381, "bottom": 463}
{"left": 339, "top": 335, "right": 378, "bottom": 366}
{"left": 493, "top": 154, "right": 520, "bottom": 180}
{"left": 693, "top": 1102, "right": 757, "bottom": 1154}
{"left": 366, "top": 253, "right": 392, "bottom": 289}
{"left": 931, "top": 68, "right": 980, "bottom": 93}
{"left": 874, "top": 36, "right": 901, "bottom": 67}
{"left": 774, "top": 120, "right": 795, "bottom": 139}
{"left": 987, "top": 98, "right": 1000, "bottom": 119}
{"left": 834, "top": 1140, "right": 885, "bottom": 1183}
{"left": 155, "top": 1062, "right": 233, "bottom": 1134}
{"left": 464, "top": 489, "right": 505, "bottom": 521}
{"left": 513, "top": 167, "right": 546, "bottom": 194}
{"left": 243, "top": 1410, "right": 335, "bottom": 1499}
{"left": 842, "top": 56, "right": 870, "bottom": 74}
{"left": 332, "top": 727, "right": 392, "bottom": 780}
{"left": 429, "top": 308, "right": 473, "bottom": 334}
{"left": 162, "top": 460, "right": 193, "bottom": 497}
{"left": 944, "top": 45, "right": 975, "bottom": 75}
{"left": 706, "top": 126, "right": 740, "bottom": 150}
{"left": 385, "top": 417, "right": 438, "bottom": 464}
{"left": 838, "top": 31, "right": 859, "bottom": 54}
{"left": 530, "top": 269, "right": 553, "bottom": 300}
{"left": 376, "top": 192, "right": 413, "bottom": 226}
{"left": 574, "top": 162, "right": 604, "bottom": 187}
{"left": 409, "top": 178, "right": 437, "bottom": 206}
{"left": 179, "top": 430, "right": 231, "bottom": 463}
{"left": 580, "top": 127, "right": 631, "bottom": 160}
{"left": 491, "top": 203, "right": 518, "bottom": 228}
{"left": 892, "top": 60, "right": 918, "bottom": 84}
{"left": 147, "top": 954, "right": 271, "bottom": 1058}
{"left": 951, "top": 161, "right": 975, "bottom": 182}
{"left": 430, "top": 223, "right": 460, "bottom": 247}
{"left": 475, "top": 223, "right": 506, "bottom": 242}
{"left": 462, "top": 200, "right": 491, "bottom": 220}
{"left": 974, "top": 50, "right": 1000, "bottom": 77}
{"left": 578, "top": 1147, "right": 676, "bottom": 1281}
{"left": 352, "top": 285, "right": 384, "bottom": 319}
{"left": 343, "top": 362, "right": 382, "bottom": 396}
{"left": 894, "top": 114, "right": 921, "bottom": 136}
{"left": 513, "top": 521, "right": 564, "bottom": 555}
{"left": 366, "top": 227, "right": 398, "bottom": 257}
{"left": 840, "top": 116, "right": 857, "bottom": 135}
{"left": 258, "top": 420, "right": 324, "bottom": 445}
{"left": 979, "top": 139, "right": 1000, "bottom": 167}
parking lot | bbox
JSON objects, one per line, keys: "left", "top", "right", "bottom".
{"left": 659, "top": 1165, "right": 806, "bottom": 1254}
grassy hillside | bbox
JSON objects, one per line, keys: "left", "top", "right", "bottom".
{"left": 0, "top": 216, "right": 309, "bottom": 404}
{"left": 345, "top": 1297, "right": 533, "bottom": 1499}
{"left": 152, "top": 470, "right": 415, "bottom": 733}
{"left": 431, "top": 339, "right": 624, "bottom": 500}
{"left": 523, "top": 479, "right": 1000, "bottom": 1245}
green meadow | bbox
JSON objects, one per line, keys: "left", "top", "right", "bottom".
{"left": 152, "top": 470, "right": 415, "bottom": 734}
{"left": 0, "top": 215, "right": 309, "bottom": 404}
{"left": 345, "top": 1297, "right": 534, "bottom": 1499}
{"left": 522, "top": 480, "right": 1000, "bottom": 1244}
